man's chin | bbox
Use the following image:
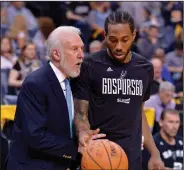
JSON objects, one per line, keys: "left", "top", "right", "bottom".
{"left": 69, "top": 71, "right": 80, "bottom": 78}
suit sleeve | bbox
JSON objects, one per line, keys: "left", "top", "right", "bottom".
{"left": 17, "top": 79, "right": 77, "bottom": 159}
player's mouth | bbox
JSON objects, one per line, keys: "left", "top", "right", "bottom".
{"left": 113, "top": 53, "right": 126, "bottom": 58}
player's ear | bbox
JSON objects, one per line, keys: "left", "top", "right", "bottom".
{"left": 132, "top": 30, "right": 136, "bottom": 41}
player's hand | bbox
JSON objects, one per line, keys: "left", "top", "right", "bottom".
{"left": 78, "top": 128, "right": 106, "bottom": 155}
{"left": 148, "top": 154, "right": 165, "bottom": 170}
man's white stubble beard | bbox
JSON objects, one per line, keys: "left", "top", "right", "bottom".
{"left": 59, "top": 56, "right": 80, "bottom": 78}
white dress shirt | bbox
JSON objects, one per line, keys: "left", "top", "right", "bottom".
{"left": 49, "top": 62, "right": 74, "bottom": 120}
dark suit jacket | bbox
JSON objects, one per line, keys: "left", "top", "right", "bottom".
{"left": 6, "top": 62, "right": 78, "bottom": 170}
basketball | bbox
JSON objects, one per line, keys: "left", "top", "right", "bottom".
{"left": 81, "top": 139, "right": 128, "bottom": 170}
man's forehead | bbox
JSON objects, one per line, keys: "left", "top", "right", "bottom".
{"left": 107, "top": 23, "right": 132, "bottom": 37}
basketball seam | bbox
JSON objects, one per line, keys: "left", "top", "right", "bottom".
{"left": 86, "top": 149, "right": 104, "bottom": 170}
{"left": 116, "top": 144, "right": 123, "bottom": 170}
{"left": 101, "top": 141, "right": 112, "bottom": 170}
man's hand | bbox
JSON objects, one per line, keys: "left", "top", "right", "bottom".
{"left": 148, "top": 154, "right": 165, "bottom": 170}
{"left": 78, "top": 128, "right": 106, "bottom": 154}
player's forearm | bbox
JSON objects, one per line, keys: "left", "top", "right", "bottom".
{"left": 74, "top": 99, "right": 90, "bottom": 136}
{"left": 142, "top": 110, "right": 160, "bottom": 156}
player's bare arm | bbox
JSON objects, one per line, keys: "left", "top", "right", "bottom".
{"left": 74, "top": 99, "right": 90, "bottom": 135}
{"left": 74, "top": 99, "right": 106, "bottom": 153}
{"left": 142, "top": 103, "right": 165, "bottom": 169}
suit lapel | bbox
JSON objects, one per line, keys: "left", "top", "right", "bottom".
{"left": 45, "top": 62, "right": 68, "bottom": 112}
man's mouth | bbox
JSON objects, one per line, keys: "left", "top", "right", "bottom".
{"left": 76, "top": 62, "right": 82, "bottom": 68}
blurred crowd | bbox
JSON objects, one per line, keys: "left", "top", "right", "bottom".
{"left": 1, "top": 1, "right": 183, "bottom": 169}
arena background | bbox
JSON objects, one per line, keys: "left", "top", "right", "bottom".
{"left": 1, "top": 1, "right": 183, "bottom": 169}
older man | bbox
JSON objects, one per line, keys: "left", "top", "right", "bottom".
{"left": 144, "top": 81, "right": 176, "bottom": 133}
{"left": 5, "top": 26, "right": 84, "bottom": 170}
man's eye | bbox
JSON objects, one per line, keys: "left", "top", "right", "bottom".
{"left": 110, "top": 39, "right": 117, "bottom": 43}
{"left": 123, "top": 39, "right": 128, "bottom": 43}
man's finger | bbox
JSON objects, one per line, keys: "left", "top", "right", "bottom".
{"left": 91, "top": 133, "right": 106, "bottom": 140}
{"left": 92, "top": 128, "right": 100, "bottom": 135}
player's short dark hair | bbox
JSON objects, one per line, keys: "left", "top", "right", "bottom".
{"left": 160, "top": 109, "right": 179, "bottom": 120}
{"left": 104, "top": 11, "right": 135, "bottom": 34}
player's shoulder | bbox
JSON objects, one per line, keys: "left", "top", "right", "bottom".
{"left": 175, "top": 135, "right": 183, "bottom": 145}
{"left": 83, "top": 49, "right": 107, "bottom": 65}
{"left": 132, "top": 52, "right": 153, "bottom": 72}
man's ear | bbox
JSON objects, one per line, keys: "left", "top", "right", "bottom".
{"left": 52, "top": 49, "right": 60, "bottom": 61}
{"left": 159, "top": 120, "right": 163, "bottom": 128}
{"left": 132, "top": 30, "right": 137, "bottom": 41}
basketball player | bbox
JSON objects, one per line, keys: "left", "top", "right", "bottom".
{"left": 72, "top": 11, "right": 165, "bottom": 170}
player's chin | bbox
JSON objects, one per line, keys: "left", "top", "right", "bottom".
{"left": 113, "top": 54, "right": 126, "bottom": 61}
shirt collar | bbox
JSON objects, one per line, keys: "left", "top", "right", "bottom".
{"left": 49, "top": 61, "right": 66, "bottom": 83}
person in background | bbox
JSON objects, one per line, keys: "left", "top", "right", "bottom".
{"left": 142, "top": 109, "right": 183, "bottom": 170}
{"left": 150, "top": 58, "right": 164, "bottom": 95}
{"left": 155, "top": 109, "right": 183, "bottom": 169}
{"left": 137, "top": 24, "right": 162, "bottom": 60}
{"left": 165, "top": 40, "right": 183, "bottom": 83}
{"left": 153, "top": 48, "right": 173, "bottom": 83}
{"left": 7, "top": 2, "right": 38, "bottom": 38}
{"left": 8, "top": 42, "right": 41, "bottom": 95}
{"left": 144, "top": 81, "right": 176, "bottom": 134}
{"left": 1, "top": 36, "right": 17, "bottom": 69}
{"left": 89, "top": 40, "right": 102, "bottom": 54}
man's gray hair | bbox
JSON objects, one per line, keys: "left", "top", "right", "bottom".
{"left": 159, "top": 81, "right": 175, "bottom": 92}
{"left": 46, "top": 26, "right": 81, "bottom": 58}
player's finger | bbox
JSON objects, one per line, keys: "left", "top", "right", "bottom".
{"left": 91, "top": 133, "right": 106, "bottom": 140}
{"left": 92, "top": 128, "right": 100, "bottom": 135}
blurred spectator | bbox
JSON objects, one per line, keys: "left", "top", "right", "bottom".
{"left": 144, "top": 81, "right": 176, "bottom": 133}
{"left": 154, "top": 109, "right": 183, "bottom": 169}
{"left": 8, "top": 42, "right": 41, "bottom": 95}
{"left": 66, "top": 2, "right": 91, "bottom": 51}
{"left": 142, "top": 109, "right": 183, "bottom": 169}
{"left": 33, "top": 17, "right": 55, "bottom": 62}
{"left": 150, "top": 58, "right": 164, "bottom": 95}
{"left": 14, "top": 31, "right": 29, "bottom": 57}
{"left": 1, "top": 3, "right": 9, "bottom": 37}
{"left": 165, "top": 40, "right": 183, "bottom": 82}
{"left": 137, "top": 25, "right": 162, "bottom": 60}
{"left": 1, "top": 36, "right": 17, "bottom": 69}
{"left": 88, "top": 2, "right": 111, "bottom": 41}
{"left": 118, "top": 2, "right": 147, "bottom": 28}
{"left": 153, "top": 48, "right": 173, "bottom": 84}
{"left": 139, "top": 7, "right": 152, "bottom": 37}
{"left": 7, "top": 2, "right": 38, "bottom": 39}
{"left": 89, "top": 40, "right": 102, "bottom": 54}
{"left": 161, "top": 2, "right": 183, "bottom": 52}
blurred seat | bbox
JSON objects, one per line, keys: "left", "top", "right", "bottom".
{"left": 3, "top": 95, "right": 18, "bottom": 105}
{"left": 144, "top": 107, "right": 156, "bottom": 131}
{"left": 1, "top": 69, "right": 10, "bottom": 104}
{"left": 1, "top": 105, "right": 16, "bottom": 129}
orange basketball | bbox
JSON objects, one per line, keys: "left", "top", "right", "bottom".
{"left": 81, "top": 139, "right": 128, "bottom": 170}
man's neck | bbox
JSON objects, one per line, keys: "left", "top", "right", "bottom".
{"left": 160, "top": 130, "right": 176, "bottom": 145}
